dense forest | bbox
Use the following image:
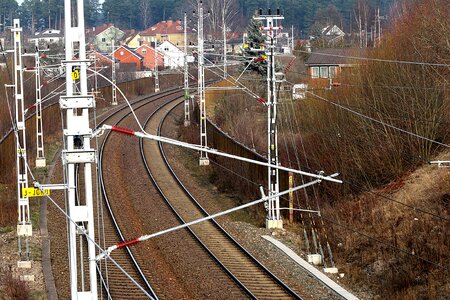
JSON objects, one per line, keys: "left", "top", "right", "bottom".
{"left": 0, "top": 0, "right": 393, "bottom": 36}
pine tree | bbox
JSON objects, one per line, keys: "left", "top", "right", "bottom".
{"left": 242, "top": 15, "right": 267, "bottom": 76}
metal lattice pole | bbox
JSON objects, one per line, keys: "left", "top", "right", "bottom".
{"left": 111, "top": 40, "right": 117, "bottom": 105}
{"left": 222, "top": 8, "right": 227, "bottom": 78}
{"left": 12, "top": 19, "right": 32, "bottom": 266}
{"left": 183, "top": 12, "right": 190, "bottom": 127}
{"left": 62, "top": 0, "right": 98, "bottom": 297}
{"left": 255, "top": 10, "right": 284, "bottom": 229}
{"left": 35, "top": 51, "right": 46, "bottom": 167}
{"left": 198, "top": 0, "right": 209, "bottom": 166}
{"left": 154, "top": 41, "right": 160, "bottom": 93}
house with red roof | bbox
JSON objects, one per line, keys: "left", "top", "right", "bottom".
{"left": 112, "top": 45, "right": 143, "bottom": 71}
{"left": 140, "top": 19, "right": 194, "bottom": 47}
{"left": 134, "top": 44, "right": 164, "bottom": 70}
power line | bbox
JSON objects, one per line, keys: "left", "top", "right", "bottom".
{"left": 307, "top": 91, "right": 450, "bottom": 149}
{"left": 345, "top": 180, "right": 450, "bottom": 222}
{"left": 293, "top": 49, "right": 450, "bottom": 67}
{"left": 321, "top": 214, "right": 450, "bottom": 272}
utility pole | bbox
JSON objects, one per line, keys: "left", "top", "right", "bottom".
{"left": 24, "top": 46, "right": 47, "bottom": 168}
{"left": 255, "top": 8, "right": 284, "bottom": 229}
{"left": 154, "top": 41, "right": 160, "bottom": 93}
{"left": 62, "top": 0, "right": 98, "bottom": 297}
{"left": 377, "top": 8, "right": 382, "bottom": 47}
{"left": 12, "top": 19, "right": 32, "bottom": 268}
{"left": 291, "top": 25, "right": 294, "bottom": 53}
{"left": 183, "top": 12, "right": 190, "bottom": 126}
{"left": 111, "top": 39, "right": 117, "bottom": 105}
{"left": 34, "top": 49, "right": 46, "bottom": 167}
{"left": 197, "top": 0, "right": 209, "bottom": 166}
{"left": 222, "top": 7, "right": 227, "bottom": 78}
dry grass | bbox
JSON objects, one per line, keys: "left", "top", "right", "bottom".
{"left": 0, "top": 268, "right": 30, "bottom": 300}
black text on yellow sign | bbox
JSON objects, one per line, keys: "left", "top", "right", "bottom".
{"left": 72, "top": 66, "right": 80, "bottom": 81}
{"left": 22, "top": 187, "right": 51, "bottom": 198}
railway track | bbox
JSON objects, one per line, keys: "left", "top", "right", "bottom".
{"left": 140, "top": 100, "right": 302, "bottom": 300}
{"left": 95, "top": 88, "right": 186, "bottom": 299}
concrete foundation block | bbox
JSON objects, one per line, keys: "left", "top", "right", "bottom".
{"left": 17, "top": 261, "right": 32, "bottom": 269}
{"left": 266, "top": 219, "right": 283, "bottom": 229}
{"left": 17, "top": 224, "right": 32, "bottom": 236}
{"left": 324, "top": 267, "right": 339, "bottom": 274}
{"left": 20, "top": 275, "right": 35, "bottom": 282}
{"left": 199, "top": 157, "right": 210, "bottom": 166}
{"left": 307, "top": 254, "right": 323, "bottom": 265}
{"left": 35, "top": 158, "right": 46, "bottom": 168}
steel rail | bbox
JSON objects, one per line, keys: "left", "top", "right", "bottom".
{"left": 160, "top": 102, "right": 302, "bottom": 299}
{"left": 96, "top": 87, "right": 185, "bottom": 299}
{"left": 140, "top": 99, "right": 302, "bottom": 299}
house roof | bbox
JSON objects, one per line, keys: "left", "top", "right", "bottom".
{"left": 86, "top": 50, "right": 113, "bottom": 63}
{"left": 157, "top": 40, "right": 183, "bottom": 53}
{"left": 86, "top": 24, "right": 123, "bottom": 37}
{"left": 113, "top": 45, "right": 143, "bottom": 60}
{"left": 321, "top": 25, "right": 345, "bottom": 36}
{"left": 122, "top": 29, "right": 138, "bottom": 42}
{"left": 135, "top": 44, "right": 156, "bottom": 52}
{"left": 32, "top": 29, "right": 64, "bottom": 38}
{"left": 305, "top": 48, "right": 367, "bottom": 66}
{"left": 141, "top": 19, "right": 191, "bottom": 36}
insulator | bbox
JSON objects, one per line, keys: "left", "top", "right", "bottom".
{"left": 268, "top": 8, "right": 271, "bottom": 15}
{"left": 259, "top": 8, "right": 263, "bottom": 16}
{"left": 277, "top": 8, "right": 281, "bottom": 15}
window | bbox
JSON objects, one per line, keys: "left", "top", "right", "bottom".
{"left": 329, "top": 66, "right": 338, "bottom": 78}
{"left": 142, "top": 49, "right": 147, "bottom": 54}
{"left": 102, "top": 38, "right": 106, "bottom": 42}
{"left": 120, "top": 51, "right": 124, "bottom": 56}
{"left": 311, "top": 67, "right": 319, "bottom": 78}
{"left": 320, "top": 66, "right": 329, "bottom": 78}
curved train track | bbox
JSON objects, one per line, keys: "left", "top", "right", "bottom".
{"left": 95, "top": 87, "right": 186, "bottom": 299}
{"left": 139, "top": 99, "right": 302, "bottom": 300}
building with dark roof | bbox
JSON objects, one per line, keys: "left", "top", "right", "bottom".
{"left": 305, "top": 48, "right": 366, "bottom": 79}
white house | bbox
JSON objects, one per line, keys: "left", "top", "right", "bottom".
{"left": 156, "top": 40, "right": 184, "bottom": 69}
{"left": 28, "top": 29, "right": 64, "bottom": 46}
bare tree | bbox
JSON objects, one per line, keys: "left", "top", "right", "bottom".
{"left": 205, "top": 0, "right": 240, "bottom": 36}
{"left": 184, "top": 0, "right": 240, "bottom": 37}
{"left": 140, "top": 0, "right": 151, "bottom": 29}
{"left": 354, "top": 0, "right": 371, "bottom": 47}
